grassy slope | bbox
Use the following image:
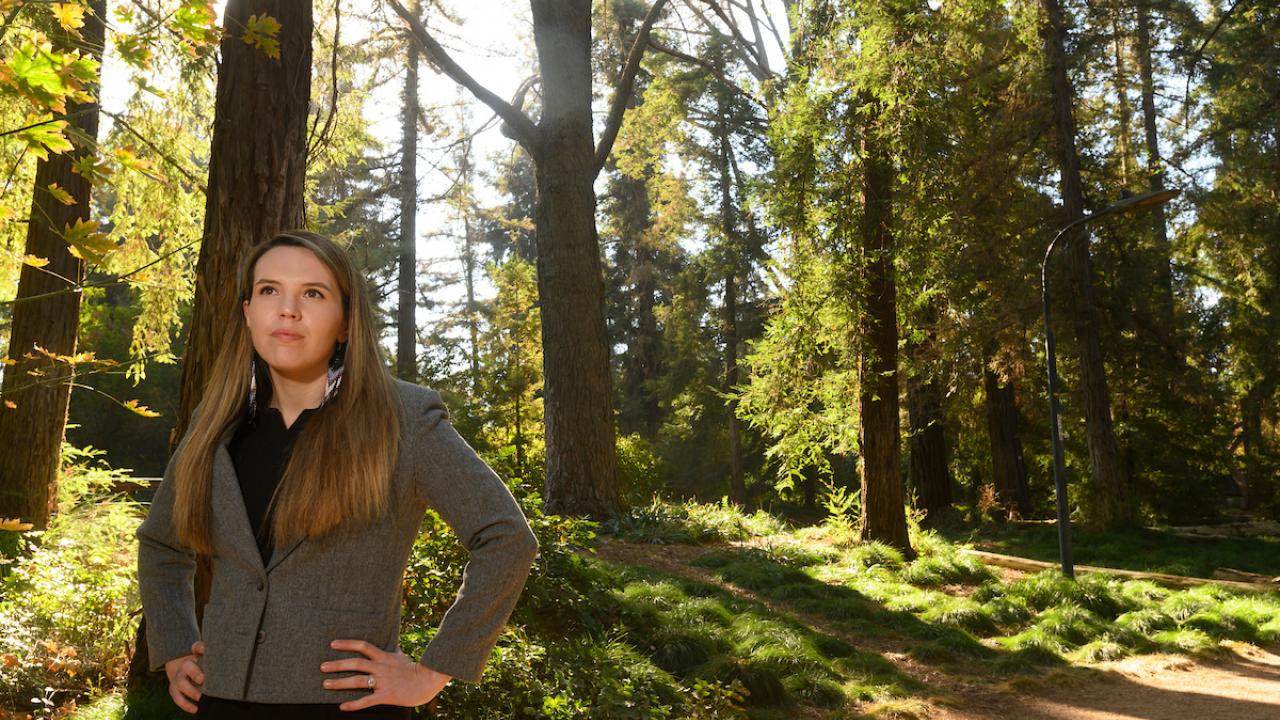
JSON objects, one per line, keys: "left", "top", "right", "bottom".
{"left": 937, "top": 523, "right": 1280, "bottom": 578}
{"left": 51, "top": 499, "right": 1280, "bottom": 720}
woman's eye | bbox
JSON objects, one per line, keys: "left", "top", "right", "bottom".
{"left": 306, "top": 289, "right": 323, "bottom": 298}
{"left": 259, "top": 286, "right": 274, "bottom": 295}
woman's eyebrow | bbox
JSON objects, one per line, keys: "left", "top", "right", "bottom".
{"left": 254, "top": 279, "right": 333, "bottom": 291}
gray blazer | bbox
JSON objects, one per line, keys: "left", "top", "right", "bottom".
{"left": 136, "top": 379, "right": 539, "bottom": 704}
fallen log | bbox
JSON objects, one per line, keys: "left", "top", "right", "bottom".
{"left": 960, "top": 549, "right": 1280, "bottom": 594}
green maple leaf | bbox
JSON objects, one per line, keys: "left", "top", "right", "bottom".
{"left": 62, "top": 219, "right": 114, "bottom": 264}
{"left": 18, "top": 118, "right": 73, "bottom": 160}
{"left": 241, "top": 13, "right": 282, "bottom": 59}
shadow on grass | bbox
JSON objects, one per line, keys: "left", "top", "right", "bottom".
{"left": 683, "top": 548, "right": 1059, "bottom": 678}
{"left": 936, "top": 523, "right": 1280, "bottom": 578}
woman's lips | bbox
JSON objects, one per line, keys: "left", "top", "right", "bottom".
{"left": 271, "top": 331, "right": 303, "bottom": 341}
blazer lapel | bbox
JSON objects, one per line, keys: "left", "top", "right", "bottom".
{"left": 211, "top": 417, "right": 306, "bottom": 575}
{"left": 212, "top": 418, "right": 264, "bottom": 574}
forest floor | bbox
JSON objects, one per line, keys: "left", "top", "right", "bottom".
{"left": 589, "top": 536, "right": 1280, "bottom": 719}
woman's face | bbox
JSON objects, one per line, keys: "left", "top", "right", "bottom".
{"left": 242, "top": 245, "right": 348, "bottom": 384}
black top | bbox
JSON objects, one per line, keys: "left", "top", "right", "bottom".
{"left": 227, "top": 401, "right": 319, "bottom": 566}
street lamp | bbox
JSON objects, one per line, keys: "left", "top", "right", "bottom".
{"left": 1041, "top": 187, "right": 1180, "bottom": 580}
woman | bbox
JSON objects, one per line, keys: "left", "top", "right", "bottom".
{"left": 136, "top": 231, "right": 539, "bottom": 718}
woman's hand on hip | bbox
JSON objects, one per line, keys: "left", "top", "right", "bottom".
{"left": 163, "top": 640, "right": 206, "bottom": 714}
{"left": 321, "top": 639, "right": 452, "bottom": 710}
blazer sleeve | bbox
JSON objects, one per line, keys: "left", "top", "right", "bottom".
{"left": 409, "top": 388, "right": 539, "bottom": 683}
{"left": 135, "top": 404, "right": 203, "bottom": 672}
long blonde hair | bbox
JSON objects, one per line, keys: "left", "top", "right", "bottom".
{"left": 172, "top": 231, "right": 402, "bottom": 556}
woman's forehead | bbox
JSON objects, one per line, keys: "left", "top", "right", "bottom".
{"left": 254, "top": 246, "right": 336, "bottom": 283}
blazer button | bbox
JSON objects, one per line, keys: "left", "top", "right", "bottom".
{"left": 256, "top": 581, "right": 265, "bottom": 591}
{"left": 256, "top": 630, "right": 266, "bottom": 644}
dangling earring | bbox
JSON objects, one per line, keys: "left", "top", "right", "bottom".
{"left": 248, "top": 352, "right": 259, "bottom": 422}
{"left": 321, "top": 341, "right": 346, "bottom": 408}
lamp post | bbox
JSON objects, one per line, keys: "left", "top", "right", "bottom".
{"left": 1042, "top": 187, "right": 1180, "bottom": 580}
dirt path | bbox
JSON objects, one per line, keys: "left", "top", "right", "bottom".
{"left": 585, "top": 538, "right": 1280, "bottom": 720}
{"left": 1013, "top": 644, "right": 1280, "bottom": 720}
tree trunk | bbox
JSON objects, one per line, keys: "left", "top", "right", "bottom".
{"left": 176, "top": 0, "right": 312, "bottom": 441}
{"left": 613, "top": 164, "right": 661, "bottom": 439}
{"left": 857, "top": 116, "right": 913, "bottom": 557}
{"left": 725, "top": 272, "right": 746, "bottom": 507}
{"left": 1110, "top": 18, "right": 1133, "bottom": 186}
{"left": 397, "top": 0, "right": 421, "bottom": 381}
{"left": 983, "top": 343, "right": 1031, "bottom": 518}
{"left": 1135, "top": 0, "right": 1175, "bottom": 330}
{"left": 714, "top": 97, "right": 747, "bottom": 507}
{"left": 532, "top": 0, "right": 620, "bottom": 518}
{"left": 1039, "top": 0, "right": 1131, "bottom": 528}
{"left": 132, "top": 0, "right": 312, "bottom": 697}
{"left": 0, "top": 0, "right": 106, "bottom": 529}
{"left": 463, "top": 194, "right": 480, "bottom": 394}
{"left": 907, "top": 370, "right": 951, "bottom": 524}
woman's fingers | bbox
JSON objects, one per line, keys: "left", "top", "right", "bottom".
{"left": 184, "top": 657, "right": 205, "bottom": 685}
{"left": 322, "top": 673, "right": 375, "bottom": 691}
{"left": 170, "top": 677, "right": 199, "bottom": 714}
{"left": 320, "top": 657, "right": 372, "bottom": 675}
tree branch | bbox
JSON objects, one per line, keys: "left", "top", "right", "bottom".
{"left": 647, "top": 38, "right": 764, "bottom": 109}
{"left": 104, "top": 110, "right": 206, "bottom": 192}
{"left": 688, "top": 0, "right": 773, "bottom": 81}
{"left": 386, "top": 0, "right": 540, "bottom": 155}
{"left": 593, "top": 0, "right": 671, "bottom": 176}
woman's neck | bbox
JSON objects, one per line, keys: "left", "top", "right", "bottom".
{"left": 266, "top": 366, "right": 327, "bottom": 422}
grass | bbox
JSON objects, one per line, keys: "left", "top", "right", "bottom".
{"left": 606, "top": 562, "right": 921, "bottom": 714}
{"left": 938, "top": 522, "right": 1280, "bottom": 578}
{"left": 611, "top": 499, "right": 1280, "bottom": 682}
{"left": 16, "top": 488, "right": 1280, "bottom": 720}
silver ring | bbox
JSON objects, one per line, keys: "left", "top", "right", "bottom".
{"left": 367, "top": 675, "right": 376, "bottom": 690}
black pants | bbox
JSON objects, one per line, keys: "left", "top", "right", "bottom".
{"left": 195, "top": 694, "right": 412, "bottom": 719}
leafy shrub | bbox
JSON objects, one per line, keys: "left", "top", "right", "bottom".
{"left": 0, "top": 444, "right": 142, "bottom": 717}
{"left": 602, "top": 498, "right": 787, "bottom": 545}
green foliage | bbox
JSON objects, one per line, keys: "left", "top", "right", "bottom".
{"left": 468, "top": 256, "right": 545, "bottom": 485}
{"left": 0, "top": 444, "right": 143, "bottom": 716}
{"left": 602, "top": 496, "right": 788, "bottom": 545}
{"left": 616, "top": 433, "right": 666, "bottom": 509}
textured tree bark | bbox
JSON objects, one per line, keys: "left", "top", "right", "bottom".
{"left": 0, "top": 0, "right": 106, "bottom": 529}
{"left": 857, "top": 117, "right": 913, "bottom": 557}
{"left": 907, "top": 370, "right": 952, "bottom": 524}
{"left": 533, "top": 0, "right": 621, "bottom": 518}
{"left": 175, "top": 0, "right": 312, "bottom": 446}
{"left": 1039, "top": 0, "right": 1131, "bottom": 528}
{"left": 983, "top": 343, "right": 1031, "bottom": 518}
{"left": 397, "top": 0, "right": 421, "bottom": 381}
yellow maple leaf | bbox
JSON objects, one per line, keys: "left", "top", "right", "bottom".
{"left": 46, "top": 182, "right": 75, "bottom": 206}
{"left": 2, "top": 400, "right": 15, "bottom": 410}
{"left": 52, "top": 3, "right": 86, "bottom": 31}
{"left": 0, "top": 517, "right": 33, "bottom": 531}
{"left": 22, "top": 255, "right": 49, "bottom": 267}
{"left": 123, "top": 399, "right": 161, "bottom": 417}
